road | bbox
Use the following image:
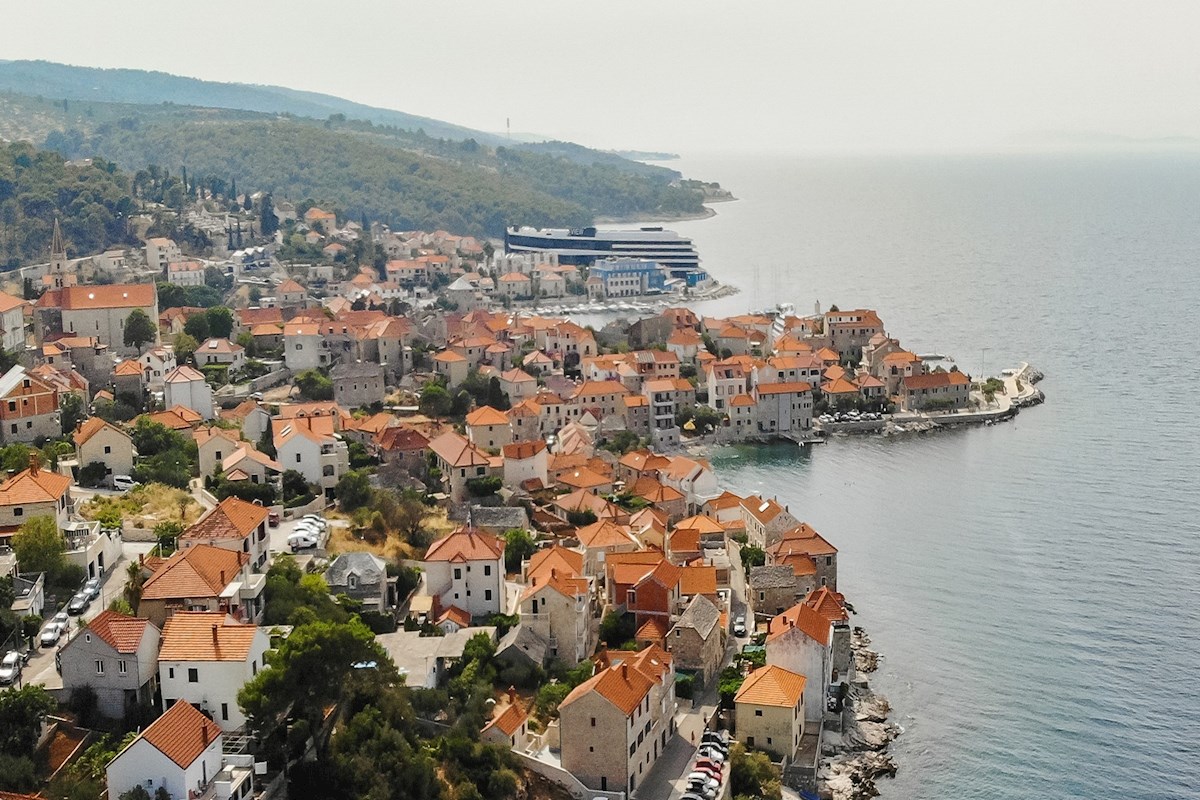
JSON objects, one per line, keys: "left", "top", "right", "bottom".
{"left": 17, "top": 537, "right": 155, "bottom": 690}
{"left": 635, "top": 541, "right": 752, "bottom": 800}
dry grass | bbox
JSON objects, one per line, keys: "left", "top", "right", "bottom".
{"left": 325, "top": 506, "right": 459, "bottom": 561}
{"left": 80, "top": 482, "right": 203, "bottom": 529}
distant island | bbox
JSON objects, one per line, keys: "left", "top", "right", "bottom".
{"left": 608, "top": 149, "right": 681, "bottom": 161}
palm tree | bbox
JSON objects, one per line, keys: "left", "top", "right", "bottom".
{"left": 123, "top": 561, "right": 145, "bottom": 611}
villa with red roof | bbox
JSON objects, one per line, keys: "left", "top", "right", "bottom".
{"left": 422, "top": 528, "right": 506, "bottom": 618}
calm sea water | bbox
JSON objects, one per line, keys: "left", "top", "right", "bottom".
{"left": 650, "top": 152, "right": 1200, "bottom": 799}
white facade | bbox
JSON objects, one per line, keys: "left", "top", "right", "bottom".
{"left": 277, "top": 430, "right": 349, "bottom": 497}
{"left": 145, "top": 238, "right": 183, "bottom": 271}
{"left": 159, "top": 631, "right": 270, "bottom": 732}
{"left": 164, "top": 369, "right": 215, "bottom": 419}
{"left": 141, "top": 347, "right": 177, "bottom": 392}
{"left": 0, "top": 303, "right": 24, "bottom": 352}
{"left": 106, "top": 731, "right": 222, "bottom": 800}
{"left": 423, "top": 555, "right": 505, "bottom": 618}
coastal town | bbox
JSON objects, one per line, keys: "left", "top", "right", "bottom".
{"left": 0, "top": 189, "right": 1043, "bottom": 800}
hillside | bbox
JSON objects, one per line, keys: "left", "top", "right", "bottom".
{"left": 0, "top": 92, "right": 708, "bottom": 237}
{"left": 0, "top": 60, "right": 506, "bottom": 145}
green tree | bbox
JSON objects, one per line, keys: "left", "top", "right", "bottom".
{"left": 173, "top": 331, "right": 198, "bottom": 363}
{"left": 418, "top": 382, "right": 452, "bottom": 417}
{"left": 59, "top": 392, "right": 85, "bottom": 436}
{"left": 728, "top": 741, "right": 783, "bottom": 800}
{"left": 336, "top": 470, "right": 372, "bottom": 512}
{"left": 12, "top": 515, "right": 65, "bottom": 577}
{"left": 122, "top": 309, "right": 156, "bottom": 352}
{"left": 503, "top": 528, "right": 536, "bottom": 573}
{"left": 183, "top": 313, "right": 210, "bottom": 342}
{"left": 152, "top": 520, "right": 184, "bottom": 553}
{"left": 0, "top": 684, "right": 57, "bottom": 758}
{"left": 281, "top": 470, "right": 314, "bottom": 505}
{"left": 205, "top": 306, "right": 234, "bottom": 339}
{"left": 295, "top": 369, "right": 334, "bottom": 401}
{"left": 130, "top": 417, "right": 186, "bottom": 456}
{"left": 259, "top": 193, "right": 278, "bottom": 236}
{"left": 238, "top": 617, "right": 388, "bottom": 740}
{"left": 740, "top": 544, "right": 766, "bottom": 571}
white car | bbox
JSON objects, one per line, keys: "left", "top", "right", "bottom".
{"left": 288, "top": 532, "right": 319, "bottom": 552}
{"left": 0, "top": 651, "right": 21, "bottom": 685}
{"left": 300, "top": 515, "right": 328, "bottom": 530}
{"left": 112, "top": 475, "right": 139, "bottom": 492}
{"left": 39, "top": 621, "right": 65, "bottom": 647}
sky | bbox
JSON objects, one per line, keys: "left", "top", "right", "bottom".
{"left": 6, "top": 1, "right": 1200, "bottom": 154}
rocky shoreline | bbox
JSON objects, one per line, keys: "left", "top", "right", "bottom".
{"left": 817, "top": 629, "right": 901, "bottom": 800}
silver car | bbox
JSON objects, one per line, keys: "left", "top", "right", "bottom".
{"left": 0, "top": 651, "right": 21, "bottom": 685}
{"left": 39, "top": 620, "right": 65, "bottom": 647}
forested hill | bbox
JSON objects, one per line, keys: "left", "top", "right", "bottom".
{"left": 0, "top": 60, "right": 504, "bottom": 145}
{"left": 0, "top": 92, "right": 710, "bottom": 237}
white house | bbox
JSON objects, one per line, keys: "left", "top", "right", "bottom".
{"left": 158, "top": 611, "right": 271, "bottom": 732}
{"left": 48, "top": 283, "right": 159, "bottom": 356}
{"left": 166, "top": 260, "right": 206, "bottom": 287}
{"left": 163, "top": 365, "right": 215, "bottom": 420}
{"left": 145, "top": 237, "right": 182, "bottom": 271}
{"left": 141, "top": 346, "right": 177, "bottom": 393}
{"left": 0, "top": 291, "right": 26, "bottom": 352}
{"left": 106, "top": 701, "right": 224, "bottom": 800}
{"left": 501, "top": 440, "right": 549, "bottom": 490}
{"left": 73, "top": 417, "right": 135, "bottom": 487}
{"left": 422, "top": 528, "right": 506, "bottom": 619}
{"left": 283, "top": 322, "right": 327, "bottom": 371}
{"left": 274, "top": 417, "right": 349, "bottom": 500}
{"left": 196, "top": 338, "right": 246, "bottom": 371}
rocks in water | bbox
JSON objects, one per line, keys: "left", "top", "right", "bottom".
{"left": 819, "top": 631, "right": 901, "bottom": 800}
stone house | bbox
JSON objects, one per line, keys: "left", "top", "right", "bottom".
{"left": 481, "top": 693, "right": 531, "bottom": 749}
{"left": 179, "top": 496, "right": 271, "bottom": 573}
{"left": 74, "top": 417, "right": 135, "bottom": 486}
{"left": 325, "top": 552, "right": 391, "bottom": 612}
{"left": 749, "top": 565, "right": 806, "bottom": 619}
{"left": 36, "top": 283, "right": 159, "bottom": 356}
{"left": 194, "top": 427, "right": 243, "bottom": 481}
{"left": 0, "top": 462, "right": 72, "bottom": 548}
{"left": 60, "top": 610, "right": 161, "bottom": 720}
{"left": 519, "top": 566, "right": 595, "bottom": 665}
{"left": 559, "top": 645, "right": 676, "bottom": 795}
{"left": 734, "top": 664, "right": 807, "bottom": 760}
{"left": 501, "top": 439, "right": 549, "bottom": 491}
{"left": 767, "top": 522, "right": 839, "bottom": 590}
{"left": 465, "top": 405, "right": 512, "bottom": 450}
{"left": 666, "top": 594, "right": 724, "bottom": 687}
{"left": 422, "top": 528, "right": 505, "bottom": 619}
{"left": 137, "top": 544, "right": 263, "bottom": 628}
{"left": 900, "top": 370, "right": 971, "bottom": 412}
{"left": 765, "top": 602, "right": 833, "bottom": 722}
{"left": 428, "top": 431, "right": 494, "bottom": 503}
{"left": 741, "top": 496, "right": 801, "bottom": 549}
{"left": 331, "top": 361, "right": 386, "bottom": 408}
{"left": 196, "top": 339, "right": 246, "bottom": 371}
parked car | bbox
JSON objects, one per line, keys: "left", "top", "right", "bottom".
{"left": 288, "top": 532, "right": 319, "bottom": 552}
{"left": 685, "top": 773, "right": 719, "bottom": 790}
{"left": 693, "top": 761, "right": 722, "bottom": 778}
{"left": 685, "top": 782, "right": 717, "bottom": 799}
{"left": 39, "top": 621, "right": 65, "bottom": 647}
{"left": 301, "top": 515, "right": 328, "bottom": 530}
{"left": 112, "top": 475, "right": 139, "bottom": 492}
{"left": 0, "top": 651, "right": 21, "bottom": 685}
{"left": 250, "top": 392, "right": 264, "bottom": 401}
{"left": 733, "top": 615, "right": 747, "bottom": 637}
{"left": 82, "top": 577, "right": 102, "bottom": 600}
{"left": 702, "top": 730, "right": 730, "bottom": 747}
{"left": 268, "top": 511, "right": 280, "bottom": 528}
{"left": 697, "top": 747, "right": 726, "bottom": 763}
{"left": 67, "top": 591, "right": 91, "bottom": 615}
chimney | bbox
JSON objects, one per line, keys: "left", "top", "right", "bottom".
{"left": 28, "top": 451, "right": 38, "bottom": 476}
{"left": 507, "top": 685, "right": 517, "bottom": 705}
{"left": 211, "top": 625, "right": 219, "bottom": 646}
{"left": 220, "top": 570, "right": 226, "bottom": 585}
{"left": 621, "top": 663, "right": 628, "bottom": 680}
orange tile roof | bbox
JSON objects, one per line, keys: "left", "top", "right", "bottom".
{"left": 141, "top": 544, "right": 247, "bottom": 601}
{"left": 73, "top": 416, "right": 126, "bottom": 448}
{"left": 558, "top": 467, "right": 610, "bottom": 491}
{"left": 562, "top": 660, "right": 654, "bottom": 716}
{"left": 756, "top": 381, "right": 814, "bottom": 395}
{"left": 0, "top": 465, "right": 72, "bottom": 506}
{"left": 181, "top": 496, "right": 268, "bottom": 543}
{"left": 85, "top": 610, "right": 154, "bottom": 653}
{"left": 903, "top": 370, "right": 971, "bottom": 389}
{"left": 734, "top": 665, "right": 807, "bottom": 707}
{"left": 575, "top": 520, "right": 636, "bottom": 549}
{"left": 113, "top": 359, "right": 144, "bottom": 377}
{"left": 769, "top": 523, "right": 838, "bottom": 558}
{"left": 483, "top": 701, "right": 528, "bottom": 737}
{"left": 521, "top": 568, "right": 588, "bottom": 602}
{"left": 437, "top": 605, "right": 472, "bottom": 629}
{"left": 679, "top": 566, "right": 718, "bottom": 597}
{"left": 425, "top": 528, "right": 504, "bottom": 562}
{"left": 804, "top": 586, "right": 850, "bottom": 624}
{"left": 59, "top": 284, "right": 155, "bottom": 310}
{"left": 674, "top": 515, "right": 724, "bottom": 535}
{"left": 429, "top": 431, "right": 490, "bottom": 469}
{"left": 821, "top": 377, "right": 860, "bottom": 395}
{"left": 669, "top": 528, "right": 700, "bottom": 554}
{"left": 0, "top": 291, "right": 25, "bottom": 313}
{"left": 159, "top": 611, "right": 262, "bottom": 662}
{"left": 637, "top": 560, "right": 682, "bottom": 591}
{"left": 134, "top": 700, "right": 222, "bottom": 769}
{"left": 146, "top": 409, "right": 194, "bottom": 430}
{"left": 502, "top": 439, "right": 546, "bottom": 459}
{"left": 527, "top": 546, "right": 583, "bottom": 582}
{"left": 465, "top": 405, "right": 510, "bottom": 426}
{"left": 767, "top": 601, "right": 832, "bottom": 645}
{"left": 636, "top": 617, "right": 669, "bottom": 642}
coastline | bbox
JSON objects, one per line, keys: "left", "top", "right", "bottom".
{"left": 594, "top": 194, "right": 736, "bottom": 225}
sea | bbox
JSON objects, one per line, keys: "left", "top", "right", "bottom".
{"left": 593, "top": 151, "right": 1200, "bottom": 799}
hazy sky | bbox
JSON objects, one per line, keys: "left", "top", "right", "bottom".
{"left": 7, "top": 1, "right": 1200, "bottom": 154}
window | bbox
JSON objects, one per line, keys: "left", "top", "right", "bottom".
{"left": 5, "top": 401, "right": 12, "bottom": 411}
{"left": 454, "top": 568, "right": 462, "bottom": 580}
{"left": 590, "top": 717, "right": 596, "bottom": 727}
{"left": 484, "top": 565, "right": 491, "bottom": 576}
{"left": 187, "top": 668, "right": 199, "bottom": 683}
{"left": 747, "top": 736, "right": 755, "bottom": 746}
{"left": 755, "top": 709, "right": 763, "bottom": 717}
{"left": 118, "top": 660, "right": 128, "bottom": 675}
{"left": 104, "top": 445, "right": 111, "bottom": 454}
{"left": 296, "top": 454, "right": 302, "bottom": 463}
{"left": 221, "top": 703, "right": 229, "bottom": 721}
{"left": 826, "top": 556, "right": 833, "bottom": 566}
{"left": 767, "top": 737, "right": 773, "bottom": 745}
{"left": 629, "top": 743, "right": 636, "bottom": 757}
{"left": 168, "top": 667, "right": 175, "bottom": 679}
{"left": 95, "top": 660, "right": 105, "bottom": 675}
{"left": 484, "top": 589, "right": 492, "bottom": 601}
{"left": 12, "top": 508, "right": 21, "bottom": 517}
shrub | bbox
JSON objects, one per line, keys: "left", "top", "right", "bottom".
{"left": 77, "top": 461, "right": 108, "bottom": 488}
